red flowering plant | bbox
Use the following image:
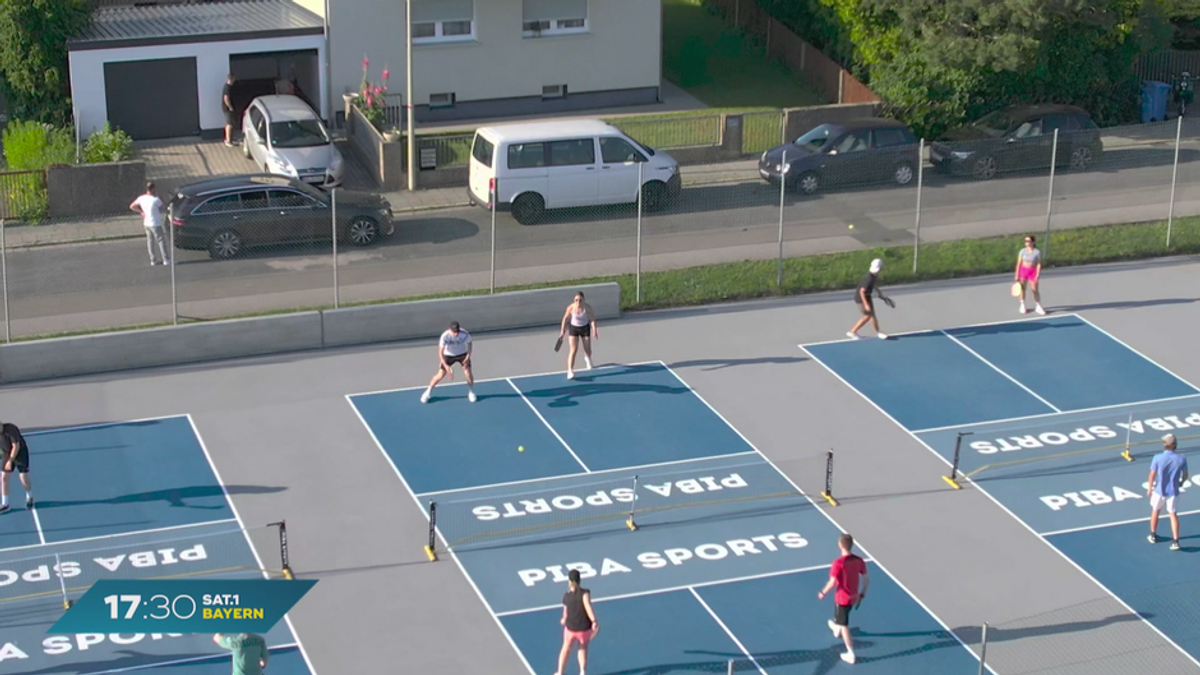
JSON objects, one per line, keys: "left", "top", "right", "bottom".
{"left": 355, "top": 56, "right": 392, "bottom": 132}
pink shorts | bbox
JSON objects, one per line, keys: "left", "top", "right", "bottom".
{"left": 1018, "top": 265, "right": 1038, "bottom": 282}
{"left": 564, "top": 627, "right": 593, "bottom": 646}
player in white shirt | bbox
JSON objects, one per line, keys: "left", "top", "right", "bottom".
{"left": 421, "top": 321, "right": 476, "bottom": 403}
{"left": 129, "top": 182, "right": 171, "bottom": 266}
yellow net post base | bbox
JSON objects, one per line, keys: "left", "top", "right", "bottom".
{"left": 423, "top": 545, "right": 437, "bottom": 562}
{"left": 625, "top": 518, "right": 638, "bottom": 531}
{"left": 1121, "top": 449, "right": 1133, "bottom": 462}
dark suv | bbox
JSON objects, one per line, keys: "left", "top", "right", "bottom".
{"left": 759, "top": 118, "right": 921, "bottom": 194}
{"left": 930, "top": 105, "right": 1103, "bottom": 180}
{"left": 168, "top": 175, "right": 394, "bottom": 259}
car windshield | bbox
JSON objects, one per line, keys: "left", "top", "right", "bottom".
{"left": 971, "top": 111, "right": 1016, "bottom": 137}
{"left": 270, "top": 119, "right": 330, "bottom": 148}
{"left": 792, "top": 124, "right": 838, "bottom": 152}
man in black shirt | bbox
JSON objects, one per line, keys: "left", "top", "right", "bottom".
{"left": 222, "top": 74, "right": 236, "bottom": 147}
{"left": 847, "top": 258, "right": 889, "bottom": 340}
{"left": 0, "top": 421, "right": 32, "bottom": 513}
{"left": 554, "top": 568, "right": 598, "bottom": 675}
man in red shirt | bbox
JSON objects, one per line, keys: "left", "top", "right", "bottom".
{"left": 818, "top": 533, "right": 869, "bottom": 664}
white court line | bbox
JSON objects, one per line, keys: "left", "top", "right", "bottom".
{"left": 30, "top": 508, "right": 45, "bottom": 547}
{"left": 505, "top": 378, "right": 590, "bottom": 473}
{"left": 344, "top": 396, "right": 540, "bottom": 675}
{"left": 911, "top": 394, "right": 1200, "bottom": 434}
{"left": 655, "top": 360, "right": 996, "bottom": 673}
{"left": 800, "top": 313, "right": 1072, "bottom": 348}
{"left": 1039, "top": 509, "right": 1200, "bottom": 538}
{"left": 346, "top": 360, "right": 665, "bottom": 399}
{"left": 82, "top": 642, "right": 298, "bottom": 675}
{"left": 798, "top": 346, "right": 1200, "bottom": 670}
{"left": 416, "top": 451, "right": 759, "bottom": 499}
{"left": 939, "top": 330, "right": 1061, "bottom": 413}
{"left": 0, "top": 518, "right": 241, "bottom": 555}
{"left": 1072, "top": 314, "right": 1200, "bottom": 394}
{"left": 495, "top": 563, "right": 843, "bottom": 617}
{"left": 690, "top": 586, "right": 769, "bottom": 675}
{"left": 24, "top": 413, "right": 189, "bottom": 437}
{"left": 187, "top": 415, "right": 320, "bottom": 675}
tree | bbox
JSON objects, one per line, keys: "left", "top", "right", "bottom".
{"left": 0, "top": 0, "right": 91, "bottom": 126}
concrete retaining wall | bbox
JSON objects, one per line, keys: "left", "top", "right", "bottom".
{"left": 0, "top": 283, "right": 621, "bottom": 384}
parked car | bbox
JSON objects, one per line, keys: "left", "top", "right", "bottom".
{"left": 468, "top": 119, "right": 682, "bottom": 225}
{"left": 242, "top": 95, "right": 345, "bottom": 188}
{"left": 758, "top": 119, "right": 921, "bottom": 195}
{"left": 168, "top": 175, "right": 394, "bottom": 260}
{"left": 930, "top": 105, "right": 1103, "bottom": 180}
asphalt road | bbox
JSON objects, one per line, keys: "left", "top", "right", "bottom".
{"left": 9, "top": 141, "right": 1200, "bottom": 338}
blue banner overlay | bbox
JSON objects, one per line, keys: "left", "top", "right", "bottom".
{"left": 48, "top": 579, "right": 317, "bottom": 634}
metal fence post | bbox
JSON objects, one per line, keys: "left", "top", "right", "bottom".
{"left": 777, "top": 150, "right": 787, "bottom": 287}
{"left": 490, "top": 192, "right": 497, "bottom": 294}
{"left": 1168, "top": 114, "right": 1182, "bottom": 249}
{"left": 168, "top": 211, "right": 177, "bottom": 325}
{"left": 1043, "top": 128, "right": 1059, "bottom": 260}
{"left": 1, "top": 219, "right": 8, "bottom": 343}
{"left": 636, "top": 162, "right": 643, "bottom": 303}
{"left": 332, "top": 188, "right": 340, "bottom": 309}
{"left": 913, "top": 138, "right": 924, "bottom": 274}
{"left": 978, "top": 622, "right": 988, "bottom": 675}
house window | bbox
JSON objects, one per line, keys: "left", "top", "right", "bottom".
{"left": 542, "top": 84, "right": 567, "bottom": 99}
{"left": 411, "top": 0, "right": 475, "bottom": 43}
{"left": 522, "top": 0, "right": 588, "bottom": 37}
{"left": 429, "top": 92, "right": 456, "bottom": 109}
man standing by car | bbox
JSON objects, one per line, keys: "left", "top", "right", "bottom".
{"left": 130, "top": 182, "right": 170, "bottom": 266}
{"left": 223, "top": 74, "right": 237, "bottom": 147}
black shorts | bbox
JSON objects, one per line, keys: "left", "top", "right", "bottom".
{"left": 567, "top": 323, "right": 590, "bottom": 338}
{"left": 224, "top": 109, "right": 236, "bottom": 126}
{"left": 442, "top": 353, "right": 469, "bottom": 367}
{"left": 855, "top": 300, "right": 874, "bottom": 317}
{"left": 833, "top": 603, "right": 853, "bottom": 626}
{"left": 2, "top": 446, "right": 29, "bottom": 474}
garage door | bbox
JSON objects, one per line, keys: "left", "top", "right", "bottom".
{"left": 104, "top": 57, "right": 200, "bottom": 140}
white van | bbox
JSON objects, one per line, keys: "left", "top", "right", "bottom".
{"left": 468, "top": 120, "right": 681, "bottom": 224}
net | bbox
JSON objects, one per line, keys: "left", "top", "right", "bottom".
{"left": 0, "top": 522, "right": 290, "bottom": 611}
{"left": 425, "top": 453, "right": 836, "bottom": 559}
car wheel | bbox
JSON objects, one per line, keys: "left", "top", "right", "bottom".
{"left": 242, "top": 136, "right": 251, "bottom": 159}
{"left": 208, "top": 230, "right": 243, "bottom": 260}
{"left": 1069, "top": 146, "right": 1093, "bottom": 172}
{"left": 512, "top": 193, "right": 545, "bottom": 225}
{"left": 893, "top": 162, "right": 915, "bottom": 186}
{"left": 971, "top": 156, "right": 998, "bottom": 180}
{"left": 796, "top": 171, "right": 820, "bottom": 195}
{"left": 641, "top": 181, "right": 668, "bottom": 212}
{"left": 347, "top": 216, "right": 379, "bottom": 246}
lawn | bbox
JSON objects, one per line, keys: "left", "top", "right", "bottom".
{"left": 662, "top": 0, "right": 825, "bottom": 110}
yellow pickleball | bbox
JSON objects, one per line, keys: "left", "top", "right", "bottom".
{"left": 519, "top": 446, "right": 525, "bottom": 452}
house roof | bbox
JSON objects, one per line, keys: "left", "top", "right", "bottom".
{"left": 68, "top": 1, "right": 324, "bottom": 51}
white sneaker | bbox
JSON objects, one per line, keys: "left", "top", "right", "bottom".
{"left": 1019, "top": 303, "right": 1028, "bottom": 314}
{"left": 828, "top": 619, "right": 840, "bottom": 637}
{"left": 584, "top": 356, "right": 593, "bottom": 370}
{"left": 840, "top": 652, "right": 856, "bottom": 664}
{"left": 1035, "top": 305, "right": 1046, "bottom": 315}
{"left": 468, "top": 390, "right": 477, "bottom": 403}
{"left": 567, "top": 370, "right": 575, "bottom": 380}
{"left": 846, "top": 332, "right": 860, "bottom": 340}
{"left": 420, "top": 390, "right": 430, "bottom": 403}
{"left": 877, "top": 332, "right": 889, "bottom": 340}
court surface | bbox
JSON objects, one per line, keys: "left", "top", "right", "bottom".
{"left": 348, "top": 362, "right": 986, "bottom": 674}
{"left": 0, "top": 416, "right": 312, "bottom": 675}
{"left": 802, "top": 312, "right": 1200, "bottom": 667}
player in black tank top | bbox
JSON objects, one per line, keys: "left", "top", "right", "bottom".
{"left": 555, "top": 569, "right": 598, "bottom": 675}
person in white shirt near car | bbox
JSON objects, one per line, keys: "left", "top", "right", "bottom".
{"left": 421, "top": 321, "right": 476, "bottom": 403}
{"left": 129, "top": 182, "right": 171, "bottom": 266}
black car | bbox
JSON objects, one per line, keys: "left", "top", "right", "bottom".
{"left": 758, "top": 119, "right": 921, "bottom": 195}
{"left": 930, "top": 105, "right": 1103, "bottom": 180}
{"left": 168, "top": 174, "right": 394, "bottom": 259}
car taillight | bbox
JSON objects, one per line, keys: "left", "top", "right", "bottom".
{"left": 171, "top": 218, "right": 185, "bottom": 227}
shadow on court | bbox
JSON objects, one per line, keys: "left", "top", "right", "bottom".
{"left": 33, "top": 484, "right": 286, "bottom": 510}
{"left": 953, "top": 611, "right": 1148, "bottom": 644}
{"left": 1054, "top": 297, "right": 1200, "bottom": 312}
{"left": 668, "top": 356, "right": 808, "bottom": 371}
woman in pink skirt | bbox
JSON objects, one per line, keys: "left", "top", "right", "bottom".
{"left": 1015, "top": 235, "right": 1046, "bottom": 315}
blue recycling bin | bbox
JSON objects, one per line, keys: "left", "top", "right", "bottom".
{"left": 1142, "top": 80, "right": 1171, "bottom": 123}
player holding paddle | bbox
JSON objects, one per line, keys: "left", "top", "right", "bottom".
{"left": 1013, "top": 235, "right": 1046, "bottom": 315}
{"left": 559, "top": 291, "right": 597, "bottom": 380}
{"left": 818, "top": 533, "right": 870, "bottom": 664}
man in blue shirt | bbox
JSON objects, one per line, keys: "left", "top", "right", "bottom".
{"left": 1148, "top": 434, "right": 1189, "bottom": 551}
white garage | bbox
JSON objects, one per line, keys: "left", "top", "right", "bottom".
{"left": 68, "top": 1, "right": 327, "bottom": 141}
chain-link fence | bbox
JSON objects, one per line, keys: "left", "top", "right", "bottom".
{"left": 0, "top": 116, "right": 1197, "bottom": 340}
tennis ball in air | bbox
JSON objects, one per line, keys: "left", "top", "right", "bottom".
{"left": 519, "top": 446, "right": 525, "bottom": 452}
{"left": 848, "top": 224, "right": 855, "bottom": 230}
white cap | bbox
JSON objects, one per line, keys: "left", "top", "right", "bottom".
{"left": 869, "top": 258, "right": 883, "bottom": 274}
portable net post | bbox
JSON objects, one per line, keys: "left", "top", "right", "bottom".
{"left": 269, "top": 521, "right": 294, "bottom": 580}
{"left": 424, "top": 501, "right": 438, "bottom": 562}
{"left": 821, "top": 449, "right": 839, "bottom": 506}
{"left": 1121, "top": 412, "right": 1134, "bottom": 462}
{"left": 626, "top": 475, "right": 639, "bottom": 531}
{"left": 57, "top": 553, "right": 71, "bottom": 609}
{"left": 944, "top": 432, "right": 972, "bottom": 490}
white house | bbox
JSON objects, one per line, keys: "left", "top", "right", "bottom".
{"left": 68, "top": 1, "right": 328, "bottom": 140}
